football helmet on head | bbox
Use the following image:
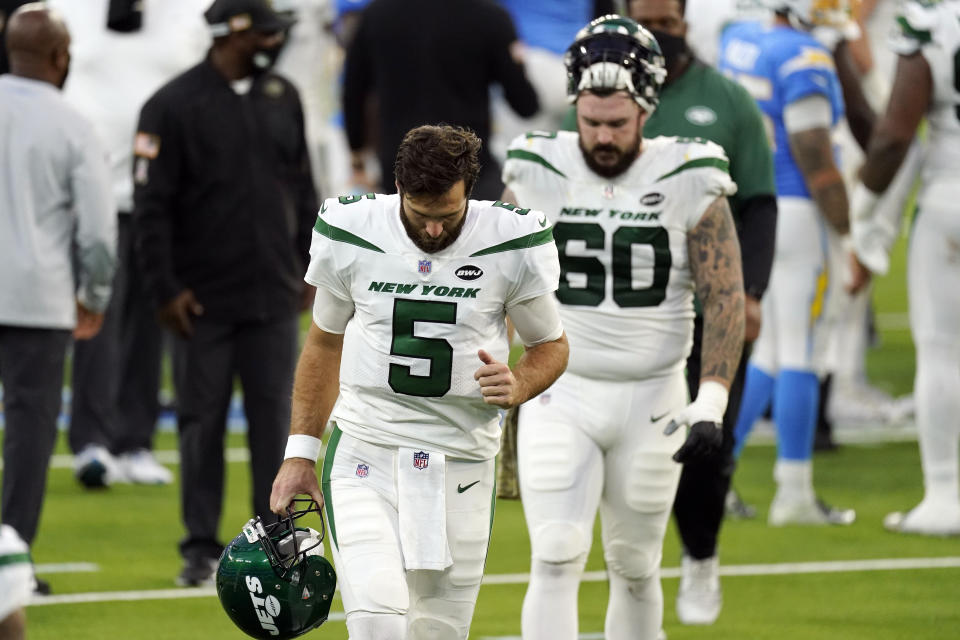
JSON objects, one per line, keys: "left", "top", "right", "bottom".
{"left": 216, "top": 499, "right": 337, "bottom": 639}
{"left": 564, "top": 14, "right": 666, "bottom": 112}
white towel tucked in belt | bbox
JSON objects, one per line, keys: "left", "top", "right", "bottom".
{"left": 397, "top": 447, "right": 453, "bottom": 571}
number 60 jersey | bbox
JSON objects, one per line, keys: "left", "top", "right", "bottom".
{"left": 503, "top": 131, "right": 736, "bottom": 382}
{"left": 304, "top": 193, "right": 560, "bottom": 461}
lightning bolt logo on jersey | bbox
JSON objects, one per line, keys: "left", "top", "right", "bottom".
{"left": 717, "top": 20, "right": 844, "bottom": 199}
{"left": 502, "top": 131, "right": 736, "bottom": 382}
{"left": 304, "top": 193, "right": 560, "bottom": 460}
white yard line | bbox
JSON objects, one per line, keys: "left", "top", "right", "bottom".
{"left": 34, "top": 562, "right": 99, "bottom": 574}
{"left": 27, "top": 556, "right": 960, "bottom": 607}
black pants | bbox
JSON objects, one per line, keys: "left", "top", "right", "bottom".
{"left": 674, "top": 315, "right": 750, "bottom": 560}
{"left": 173, "top": 316, "right": 298, "bottom": 561}
{"left": 0, "top": 326, "right": 71, "bottom": 546}
{"left": 70, "top": 215, "right": 164, "bottom": 454}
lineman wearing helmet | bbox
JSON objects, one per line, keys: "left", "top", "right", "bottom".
{"left": 501, "top": 15, "right": 745, "bottom": 640}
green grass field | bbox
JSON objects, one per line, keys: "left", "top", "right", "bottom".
{"left": 17, "top": 233, "right": 960, "bottom": 639}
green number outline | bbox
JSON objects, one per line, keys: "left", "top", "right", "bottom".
{"left": 388, "top": 299, "right": 457, "bottom": 397}
{"left": 553, "top": 221, "right": 671, "bottom": 308}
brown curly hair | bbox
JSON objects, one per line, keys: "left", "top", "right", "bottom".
{"left": 394, "top": 124, "right": 482, "bottom": 200}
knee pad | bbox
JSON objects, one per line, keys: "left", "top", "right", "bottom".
{"left": 346, "top": 612, "right": 407, "bottom": 640}
{"left": 530, "top": 521, "right": 589, "bottom": 564}
{"left": 605, "top": 540, "right": 661, "bottom": 582}
{"left": 408, "top": 616, "right": 463, "bottom": 640}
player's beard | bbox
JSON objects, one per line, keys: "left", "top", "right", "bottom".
{"left": 400, "top": 202, "right": 467, "bottom": 253}
{"left": 579, "top": 134, "right": 641, "bottom": 179}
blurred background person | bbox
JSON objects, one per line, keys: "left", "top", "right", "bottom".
{"left": 489, "top": 0, "right": 616, "bottom": 162}
{"left": 342, "top": 0, "right": 539, "bottom": 199}
{"left": 849, "top": 0, "right": 960, "bottom": 536}
{"left": 133, "top": 0, "right": 317, "bottom": 586}
{"left": 0, "top": 3, "right": 116, "bottom": 593}
{"left": 718, "top": 0, "right": 856, "bottom": 526}
{"left": 627, "top": 0, "right": 777, "bottom": 626}
{"left": 46, "top": 0, "right": 210, "bottom": 490}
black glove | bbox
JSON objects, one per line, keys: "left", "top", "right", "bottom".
{"left": 671, "top": 421, "right": 722, "bottom": 464}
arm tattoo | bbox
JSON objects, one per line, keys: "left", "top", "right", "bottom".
{"left": 688, "top": 197, "right": 746, "bottom": 387}
{"left": 789, "top": 127, "right": 850, "bottom": 234}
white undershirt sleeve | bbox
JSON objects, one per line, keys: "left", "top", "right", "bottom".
{"left": 783, "top": 94, "right": 833, "bottom": 133}
{"left": 506, "top": 293, "right": 564, "bottom": 347}
{"left": 312, "top": 286, "right": 355, "bottom": 334}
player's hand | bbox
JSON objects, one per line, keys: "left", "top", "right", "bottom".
{"left": 668, "top": 421, "right": 723, "bottom": 463}
{"left": 846, "top": 251, "right": 872, "bottom": 295}
{"left": 744, "top": 294, "right": 762, "bottom": 343}
{"left": 474, "top": 349, "right": 520, "bottom": 409}
{"left": 74, "top": 300, "right": 105, "bottom": 340}
{"left": 158, "top": 289, "right": 204, "bottom": 337}
{"left": 270, "top": 458, "right": 324, "bottom": 515}
{"left": 663, "top": 380, "right": 728, "bottom": 463}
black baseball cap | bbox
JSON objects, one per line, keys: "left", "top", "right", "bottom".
{"left": 204, "top": 0, "right": 296, "bottom": 36}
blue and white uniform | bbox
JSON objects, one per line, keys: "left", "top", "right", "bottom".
{"left": 719, "top": 20, "right": 847, "bottom": 519}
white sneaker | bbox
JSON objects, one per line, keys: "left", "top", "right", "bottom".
{"left": 768, "top": 496, "right": 856, "bottom": 526}
{"left": 884, "top": 499, "right": 960, "bottom": 536}
{"left": 676, "top": 555, "right": 721, "bottom": 625}
{"left": 116, "top": 449, "right": 174, "bottom": 485}
{"left": 73, "top": 445, "right": 121, "bottom": 488}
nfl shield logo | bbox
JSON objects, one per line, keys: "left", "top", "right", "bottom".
{"left": 413, "top": 451, "right": 429, "bottom": 470}
{"left": 603, "top": 184, "right": 615, "bottom": 199}
{"left": 356, "top": 463, "right": 369, "bottom": 478}
{"left": 418, "top": 259, "right": 432, "bottom": 274}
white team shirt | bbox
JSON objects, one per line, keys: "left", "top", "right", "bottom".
{"left": 503, "top": 131, "right": 736, "bottom": 382}
{"left": 890, "top": 0, "right": 960, "bottom": 208}
{"left": 305, "top": 193, "right": 560, "bottom": 460}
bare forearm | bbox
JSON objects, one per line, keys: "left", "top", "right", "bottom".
{"left": 289, "top": 326, "right": 343, "bottom": 438}
{"left": 861, "top": 130, "right": 912, "bottom": 193}
{"left": 789, "top": 127, "right": 850, "bottom": 234}
{"left": 511, "top": 334, "right": 569, "bottom": 404}
{"left": 689, "top": 198, "right": 745, "bottom": 388}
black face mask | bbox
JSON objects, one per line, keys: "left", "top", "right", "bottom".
{"left": 649, "top": 29, "right": 689, "bottom": 75}
{"left": 252, "top": 45, "right": 283, "bottom": 73}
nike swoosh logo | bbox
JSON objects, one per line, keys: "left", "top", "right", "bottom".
{"left": 457, "top": 480, "right": 481, "bottom": 494}
{"left": 650, "top": 411, "right": 670, "bottom": 423}
{"left": 538, "top": 214, "right": 549, "bottom": 228}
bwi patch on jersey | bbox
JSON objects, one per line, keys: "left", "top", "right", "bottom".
{"left": 356, "top": 463, "right": 369, "bottom": 478}
{"left": 418, "top": 259, "right": 432, "bottom": 274}
{"left": 413, "top": 451, "right": 430, "bottom": 470}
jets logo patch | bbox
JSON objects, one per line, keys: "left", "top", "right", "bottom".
{"left": 640, "top": 192, "right": 665, "bottom": 207}
{"left": 455, "top": 265, "right": 483, "bottom": 281}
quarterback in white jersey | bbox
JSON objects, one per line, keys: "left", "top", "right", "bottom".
{"left": 270, "top": 125, "right": 569, "bottom": 639}
{"left": 850, "top": 0, "right": 960, "bottom": 536}
{"left": 502, "top": 16, "right": 745, "bottom": 640}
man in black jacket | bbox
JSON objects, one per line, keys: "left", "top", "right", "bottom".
{"left": 133, "top": 0, "right": 317, "bottom": 587}
{"left": 342, "top": 0, "right": 539, "bottom": 200}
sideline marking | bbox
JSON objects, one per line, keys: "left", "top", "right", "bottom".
{"left": 35, "top": 562, "right": 99, "bottom": 575}
{"left": 27, "top": 556, "right": 960, "bottom": 607}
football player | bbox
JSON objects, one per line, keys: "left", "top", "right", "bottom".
{"left": 502, "top": 16, "right": 745, "bottom": 640}
{"left": 718, "top": 0, "right": 856, "bottom": 526}
{"left": 0, "top": 525, "right": 32, "bottom": 640}
{"left": 849, "top": 0, "right": 960, "bottom": 536}
{"left": 269, "top": 124, "right": 569, "bottom": 639}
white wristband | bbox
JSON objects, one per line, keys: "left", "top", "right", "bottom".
{"left": 694, "top": 381, "right": 730, "bottom": 424}
{"left": 284, "top": 434, "right": 323, "bottom": 462}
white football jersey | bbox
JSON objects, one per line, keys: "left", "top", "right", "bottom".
{"left": 890, "top": 0, "right": 960, "bottom": 204}
{"left": 305, "top": 193, "right": 560, "bottom": 461}
{"left": 503, "top": 131, "right": 736, "bottom": 381}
